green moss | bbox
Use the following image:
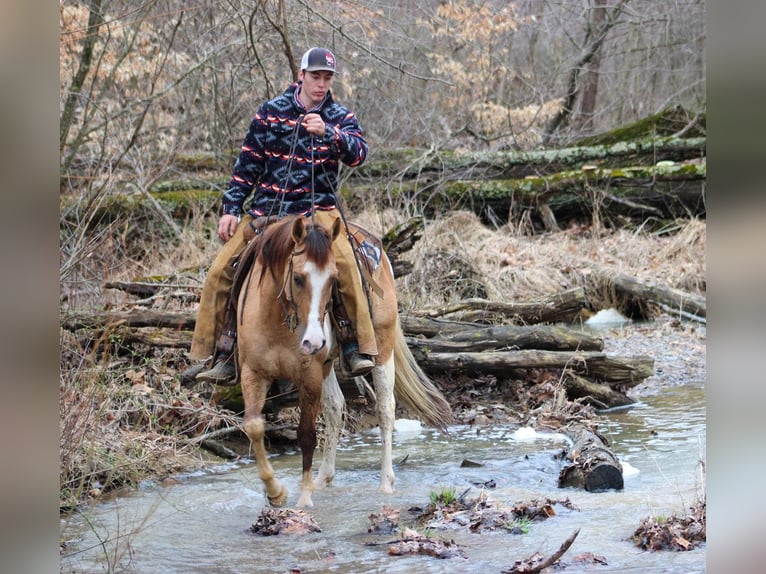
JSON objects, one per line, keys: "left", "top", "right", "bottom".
{"left": 575, "top": 106, "right": 706, "bottom": 146}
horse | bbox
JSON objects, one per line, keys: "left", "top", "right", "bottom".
{"left": 236, "top": 214, "right": 453, "bottom": 508}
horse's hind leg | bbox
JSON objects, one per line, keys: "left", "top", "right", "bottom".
{"left": 314, "top": 368, "right": 344, "bottom": 490}
{"left": 373, "top": 360, "right": 396, "bottom": 494}
{"left": 240, "top": 365, "right": 288, "bottom": 507}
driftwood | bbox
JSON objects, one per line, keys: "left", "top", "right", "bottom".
{"left": 558, "top": 425, "right": 624, "bottom": 491}
{"left": 412, "top": 287, "right": 591, "bottom": 325}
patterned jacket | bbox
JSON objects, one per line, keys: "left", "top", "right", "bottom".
{"left": 221, "top": 82, "right": 368, "bottom": 218}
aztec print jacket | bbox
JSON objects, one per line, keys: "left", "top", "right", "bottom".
{"left": 221, "top": 82, "right": 368, "bottom": 218}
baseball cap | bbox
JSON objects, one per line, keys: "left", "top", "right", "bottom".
{"left": 300, "top": 47, "right": 336, "bottom": 73}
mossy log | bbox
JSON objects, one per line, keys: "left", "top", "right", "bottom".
{"left": 354, "top": 136, "right": 705, "bottom": 180}
{"left": 346, "top": 160, "right": 706, "bottom": 227}
{"left": 558, "top": 424, "right": 624, "bottom": 491}
{"left": 59, "top": 188, "right": 221, "bottom": 229}
{"left": 573, "top": 105, "right": 705, "bottom": 147}
{"left": 60, "top": 135, "right": 705, "bottom": 230}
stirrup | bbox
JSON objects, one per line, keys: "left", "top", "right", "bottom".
{"left": 196, "top": 354, "right": 237, "bottom": 385}
{"left": 346, "top": 351, "right": 375, "bottom": 377}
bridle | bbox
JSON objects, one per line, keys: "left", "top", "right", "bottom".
{"left": 274, "top": 245, "right": 303, "bottom": 332}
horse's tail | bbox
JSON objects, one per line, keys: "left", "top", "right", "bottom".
{"left": 393, "top": 318, "right": 455, "bottom": 431}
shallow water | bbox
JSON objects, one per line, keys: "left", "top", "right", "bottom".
{"left": 60, "top": 384, "right": 705, "bottom": 573}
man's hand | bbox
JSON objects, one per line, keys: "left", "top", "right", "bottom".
{"left": 301, "top": 113, "right": 326, "bottom": 136}
{"left": 218, "top": 214, "right": 239, "bottom": 242}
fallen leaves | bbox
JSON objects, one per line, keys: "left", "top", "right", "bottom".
{"left": 249, "top": 508, "right": 321, "bottom": 536}
{"left": 631, "top": 499, "right": 706, "bottom": 551}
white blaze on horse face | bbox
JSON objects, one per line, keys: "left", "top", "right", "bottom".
{"left": 299, "top": 260, "right": 334, "bottom": 355}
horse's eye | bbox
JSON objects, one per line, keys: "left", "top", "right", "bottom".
{"left": 293, "top": 274, "right": 305, "bottom": 289}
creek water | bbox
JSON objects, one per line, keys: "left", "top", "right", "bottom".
{"left": 60, "top": 382, "right": 705, "bottom": 573}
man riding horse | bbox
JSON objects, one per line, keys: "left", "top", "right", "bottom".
{"left": 183, "top": 47, "right": 376, "bottom": 385}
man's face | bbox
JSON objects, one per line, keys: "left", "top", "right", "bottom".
{"left": 298, "top": 70, "right": 334, "bottom": 109}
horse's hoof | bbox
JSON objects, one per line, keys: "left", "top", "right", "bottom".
{"left": 313, "top": 474, "right": 333, "bottom": 491}
{"left": 379, "top": 481, "right": 395, "bottom": 495}
{"left": 267, "top": 486, "right": 288, "bottom": 507}
{"left": 295, "top": 495, "right": 314, "bottom": 509}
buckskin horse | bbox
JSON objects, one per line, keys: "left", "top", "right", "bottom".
{"left": 235, "top": 214, "right": 453, "bottom": 508}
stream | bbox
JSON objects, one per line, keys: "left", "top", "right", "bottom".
{"left": 61, "top": 387, "right": 705, "bottom": 573}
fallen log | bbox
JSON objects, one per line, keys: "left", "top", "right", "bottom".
{"left": 104, "top": 280, "right": 202, "bottom": 298}
{"left": 414, "top": 349, "right": 653, "bottom": 387}
{"left": 414, "top": 287, "right": 591, "bottom": 325}
{"left": 61, "top": 310, "right": 197, "bottom": 331}
{"left": 405, "top": 324, "right": 603, "bottom": 353}
{"left": 355, "top": 136, "right": 706, "bottom": 181}
{"left": 110, "top": 328, "right": 193, "bottom": 349}
{"left": 611, "top": 273, "right": 706, "bottom": 321}
{"left": 562, "top": 372, "right": 635, "bottom": 409}
{"left": 558, "top": 425, "right": 624, "bottom": 491}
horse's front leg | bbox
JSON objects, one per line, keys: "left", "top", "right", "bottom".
{"left": 296, "top": 376, "right": 323, "bottom": 508}
{"left": 314, "top": 367, "right": 344, "bottom": 491}
{"left": 374, "top": 360, "right": 396, "bottom": 494}
{"left": 240, "top": 365, "right": 288, "bottom": 507}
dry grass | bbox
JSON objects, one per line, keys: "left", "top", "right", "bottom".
{"left": 59, "top": 209, "right": 240, "bottom": 509}
{"left": 356, "top": 209, "right": 705, "bottom": 313}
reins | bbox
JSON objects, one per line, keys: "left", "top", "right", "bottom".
{"left": 274, "top": 246, "right": 302, "bottom": 332}
{"left": 247, "top": 104, "right": 376, "bottom": 329}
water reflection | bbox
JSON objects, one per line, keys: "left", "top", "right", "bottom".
{"left": 61, "top": 385, "right": 705, "bottom": 574}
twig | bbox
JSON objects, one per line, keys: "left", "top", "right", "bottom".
{"left": 505, "top": 528, "right": 581, "bottom": 573}
{"left": 531, "top": 528, "right": 581, "bottom": 572}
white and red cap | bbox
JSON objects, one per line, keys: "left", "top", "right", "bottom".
{"left": 300, "top": 47, "right": 336, "bottom": 72}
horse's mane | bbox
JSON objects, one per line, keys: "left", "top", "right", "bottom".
{"left": 257, "top": 216, "right": 334, "bottom": 286}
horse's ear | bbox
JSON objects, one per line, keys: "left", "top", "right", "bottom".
{"left": 291, "top": 217, "right": 307, "bottom": 243}
{"left": 330, "top": 217, "right": 342, "bottom": 241}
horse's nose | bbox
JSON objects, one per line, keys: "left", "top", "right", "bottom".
{"left": 301, "top": 338, "right": 326, "bottom": 355}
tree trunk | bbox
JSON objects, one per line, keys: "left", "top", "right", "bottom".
{"left": 577, "top": 0, "right": 608, "bottom": 134}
